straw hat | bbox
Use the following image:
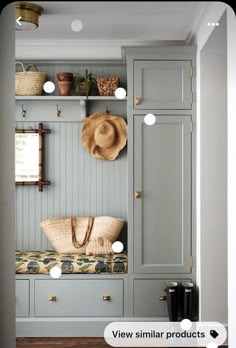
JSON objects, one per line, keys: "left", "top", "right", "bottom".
{"left": 81, "top": 113, "right": 127, "bottom": 160}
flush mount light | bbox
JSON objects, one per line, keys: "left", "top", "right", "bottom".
{"left": 15, "top": 2, "right": 43, "bottom": 30}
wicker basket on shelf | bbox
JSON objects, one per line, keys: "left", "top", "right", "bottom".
{"left": 15, "top": 61, "right": 47, "bottom": 96}
{"left": 96, "top": 77, "right": 119, "bottom": 96}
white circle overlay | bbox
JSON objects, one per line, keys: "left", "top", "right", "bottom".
{"left": 207, "top": 343, "right": 218, "bottom": 348}
{"left": 144, "top": 113, "right": 156, "bottom": 125}
{"left": 50, "top": 266, "right": 62, "bottom": 278}
{"left": 43, "top": 81, "right": 55, "bottom": 93}
{"left": 115, "top": 87, "right": 126, "bottom": 99}
{"left": 180, "top": 319, "right": 192, "bottom": 331}
{"left": 112, "top": 241, "right": 124, "bottom": 253}
{"left": 71, "top": 19, "right": 83, "bottom": 32}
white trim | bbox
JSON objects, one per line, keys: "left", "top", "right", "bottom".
{"left": 186, "top": 2, "right": 211, "bottom": 45}
{"left": 15, "top": 39, "right": 186, "bottom": 60}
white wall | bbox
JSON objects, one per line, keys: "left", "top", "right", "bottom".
{"left": 0, "top": 3, "right": 16, "bottom": 348}
{"left": 226, "top": 4, "right": 236, "bottom": 347}
{"left": 195, "top": 2, "right": 236, "bottom": 345}
{"left": 200, "top": 10, "right": 227, "bottom": 323}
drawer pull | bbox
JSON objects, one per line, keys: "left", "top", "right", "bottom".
{"left": 48, "top": 296, "right": 57, "bottom": 302}
{"left": 135, "top": 97, "right": 142, "bottom": 105}
{"left": 159, "top": 295, "right": 167, "bottom": 301}
{"left": 103, "top": 295, "right": 111, "bottom": 301}
{"left": 135, "top": 191, "right": 142, "bottom": 198}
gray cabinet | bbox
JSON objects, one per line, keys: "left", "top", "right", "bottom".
{"left": 133, "top": 60, "right": 192, "bottom": 110}
{"left": 133, "top": 278, "right": 191, "bottom": 317}
{"left": 16, "top": 279, "right": 30, "bottom": 317}
{"left": 34, "top": 279, "right": 123, "bottom": 317}
{"left": 134, "top": 115, "right": 192, "bottom": 274}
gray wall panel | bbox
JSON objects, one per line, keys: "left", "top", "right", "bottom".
{"left": 15, "top": 121, "right": 127, "bottom": 251}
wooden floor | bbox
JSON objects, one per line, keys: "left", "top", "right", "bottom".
{"left": 16, "top": 338, "right": 228, "bottom": 348}
{"left": 16, "top": 337, "right": 110, "bottom": 348}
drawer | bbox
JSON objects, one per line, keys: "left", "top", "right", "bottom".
{"left": 16, "top": 280, "right": 30, "bottom": 317}
{"left": 35, "top": 279, "right": 123, "bottom": 317}
{"left": 133, "top": 279, "right": 191, "bottom": 317}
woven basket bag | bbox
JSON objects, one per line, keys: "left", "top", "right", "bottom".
{"left": 15, "top": 62, "right": 47, "bottom": 96}
{"left": 40, "top": 216, "right": 125, "bottom": 254}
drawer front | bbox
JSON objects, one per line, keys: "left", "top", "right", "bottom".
{"left": 134, "top": 279, "right": 191, "bottom": 317}
{"left": 35, "top": 279, "right": 123, "bottom": 317}
{"left": 133, "top": 60, "right": 192, "bottom": 110}
{"left": 16, "top": 280, "right": 30, "bottom": 317}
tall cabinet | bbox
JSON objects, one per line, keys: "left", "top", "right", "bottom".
{"left": 125, "top": 46, "right": 196, "bottom": 318}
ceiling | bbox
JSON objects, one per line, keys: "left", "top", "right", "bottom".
{"left": 15, "top": 1, "right": 209, "bottom": 60}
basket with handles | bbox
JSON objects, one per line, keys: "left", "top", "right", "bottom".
{"left": 15, "top": 61, "right": 47, "bottom": 96}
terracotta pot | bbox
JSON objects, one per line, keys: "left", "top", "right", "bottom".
{"left": 58, "top": 80, "right": 72, "bottom": 96}
{"left": 79, "top": 81, "right": 91, "bottom": 96}
{"left": 56, "top": 72, "right": 73, "bottom": 81}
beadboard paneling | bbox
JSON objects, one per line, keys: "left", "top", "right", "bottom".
{"left": 15, "top": 121, "right": 127, "bottom": 251}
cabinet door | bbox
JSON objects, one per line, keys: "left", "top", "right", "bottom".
{"left": 134, "top": 115, "right": 192, "bottom": 273}
{"left": 16, "top": 280, "right": 30, "bottom": 317}
{"left": 134, "top": 60, "right": 192, "bottom": 110}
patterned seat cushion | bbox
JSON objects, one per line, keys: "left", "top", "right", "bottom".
{"left": 15, "top": 250, "right": 128, "bottom": 274}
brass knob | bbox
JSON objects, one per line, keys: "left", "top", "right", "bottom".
{"left": 48, "top": 296, "right": 57, "bottom": 301}
{"left": 159, "top": 295, "right": 167, "bottom": 301}
{"left": 135, "top": 191, "right": 142, "bottom": 198}
{"left": 135, "top": 97, "right": 142, "bottom": 105}
{"left": 103, "top": 295, "right": 111, "bottom": 301}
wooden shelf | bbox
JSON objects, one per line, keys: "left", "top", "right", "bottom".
{"left": 15, "top": 96, "right": 127, "bottom": 101}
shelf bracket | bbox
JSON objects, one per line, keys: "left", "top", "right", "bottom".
{"left": 80, "top": 99, "right": 87, "bottom": 120}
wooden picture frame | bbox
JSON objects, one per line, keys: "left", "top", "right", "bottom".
{"left": 15, "top": 122, "right": 51, "bottom": 192}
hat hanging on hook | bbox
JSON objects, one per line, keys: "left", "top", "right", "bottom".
{"left": 81, "top": 113, "right": 127, "bottom": 161}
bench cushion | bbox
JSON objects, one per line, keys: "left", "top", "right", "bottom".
{"left": 16, "top": 250, "right": 128, "bottom": 274}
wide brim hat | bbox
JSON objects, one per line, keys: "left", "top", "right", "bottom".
{"left": 81, "top": 113, "right": 127, "bottom": 160}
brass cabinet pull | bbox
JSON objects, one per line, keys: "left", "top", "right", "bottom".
{"left": 48, "top": 296, "right": 57, "bottom": 301}
{"left": 135, "top": 97, "right": 142, "bottom": 105}
{"left": 135, "top": 191, "right": 142, "bottom": 198}
{"left": 103, "top": 295, "right": 111, "bottom": 301}
{"left": 159, "top": 295, "right": 167, "bottom": 301}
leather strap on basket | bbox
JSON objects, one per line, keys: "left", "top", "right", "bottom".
{"left": 71, "top": 216, "right": 94, "bottom": 248}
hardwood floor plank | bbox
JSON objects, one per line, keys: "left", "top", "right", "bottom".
{"left": 16, "top": 338, "right": 228, "bottom": 348}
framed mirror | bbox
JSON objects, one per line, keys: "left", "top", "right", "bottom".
{"left": 15, "top": 122, "right": 51, "bottom": 192}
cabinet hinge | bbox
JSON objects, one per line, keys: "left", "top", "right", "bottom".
{"left": 190, "top": 65, "right": 193, "bottom": 77}
{"left": 189, "top": 92, "right": 193, "bottom": 104}
{"left": 189, "top": 256, "right": 193, "bottom": 268}
{"left": 189, "top": 121, "right": 193, "bottom": 133}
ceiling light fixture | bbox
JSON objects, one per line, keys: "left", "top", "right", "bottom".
{"left": 15, "top": 2, "right": 43, "bottom": 30}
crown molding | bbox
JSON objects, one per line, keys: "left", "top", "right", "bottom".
{"left": 16, "top": 39, "right": 187, "bottom": 61}
{"left": 186, "top": 2, "right": 212, "bottom": 45}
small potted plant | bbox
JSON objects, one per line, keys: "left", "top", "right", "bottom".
{"left": 74, "top": 69, "right": 97, "bottom": 97}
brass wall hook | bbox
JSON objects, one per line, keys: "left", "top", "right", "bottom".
{"left": 105, "top": 104, "right": 110, "bottom": 114}
{"left": 56, "top": 105, "right": 61, "bottom": 117}
{"left": 22, "top": 105, "right": 27, "bottom": 117}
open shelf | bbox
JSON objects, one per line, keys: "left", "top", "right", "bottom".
{"left": 15, "top": 96, "right": 127, "bottom": 101}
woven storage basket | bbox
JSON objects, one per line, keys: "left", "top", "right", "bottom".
{"left": 86, "top": 237, "right": 113, "bottom": 256}
{"left": 96, "top": 77, "right": 119, "bottom": 96}
{"left": 15, "top": 62, "right": 47, "bottom": 96}
{"left": 40, "top": 216, "right": 125, "bottom": 254}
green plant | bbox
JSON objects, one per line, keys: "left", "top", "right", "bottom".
{"left": 74, "top": 69, "right": 97, "bottom": 96}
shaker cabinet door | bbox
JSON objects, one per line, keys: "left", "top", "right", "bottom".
{"left": 133, "top": 60, "right": 192, "bottom": 110}
{"left": 134, "top": 115, "right": 192, "bottom": 274}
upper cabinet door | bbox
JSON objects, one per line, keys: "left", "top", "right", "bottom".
{"left": 133, "top": 60, "right": 192, "bottom": 110}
